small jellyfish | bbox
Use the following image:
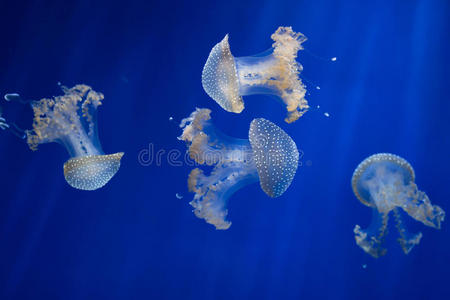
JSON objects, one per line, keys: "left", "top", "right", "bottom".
{"left": 2, "top": 84, "right": 124, "bottom": 190}
{"left": 178, "top": 108, "right": 299, "bottom": 229}
{"left": 352, "top": 153, "right": 445, "bottom": 258}
{"left": 202, "top": 26, "right": 308, "bottom": 123}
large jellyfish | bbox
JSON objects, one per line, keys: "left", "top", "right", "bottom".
{"left": 352, "top": 153, "right": 445, "bottom": 258}
{"left": 202, "top": 26, "right": 308, "bottom": 123}
{"left": 178, "top": 108, "right": 299, "bottom": 229}
{"left": 1, "top": 84, "right": 124, "bottom": 190}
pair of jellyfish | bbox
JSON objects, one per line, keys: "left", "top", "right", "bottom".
{"left": 178, "top": 108, "right": 299, "bottom": 229}
{"left": 0, "top": 84, "right": 123, "bottom": 190}
{"left": 352, "top": 153, "right": 445, "bottom": 257}
{"left": 178, "top": 26, "right": 307, "bottom": 229}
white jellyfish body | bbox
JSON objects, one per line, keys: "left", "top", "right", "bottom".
{"left": 179, "top": 108, "right": 299, "bottom": 229}
{"left": 202, "top": 26, "right": 309, "bottom": 123}
{"left": 3, "top": 85, "right": 124, "bottom": 190}
{"left": 352, "top": 153, "right": 445, "bottom": 258}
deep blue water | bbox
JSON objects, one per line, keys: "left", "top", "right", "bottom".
{"left": 0, "top": 0, "right": 449, "bottom": 299}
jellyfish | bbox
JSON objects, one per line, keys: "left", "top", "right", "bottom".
{"left": 178, "top": 108, "right": 299, "bottom": 229}
{"left": 202, "top": 26, "right": 308, "bottom": 123}
{"left": 1, "top": 84, "right": 124, "bottom": 190}
{"left": 352, "top": 153, "right": 445, "bottom": 258}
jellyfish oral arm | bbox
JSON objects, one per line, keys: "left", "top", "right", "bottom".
{"left": 59, "top": 128, "right": 103, "bottom": 158}
{"left": 399, "top": 183, "right": 445, "bottom": 229}
{"left": 187, "top": 127, "right": 259, "bottom": 229}
{"left": 189, "top": 162, "right": 259, "bottom": 230}
{"left": 235, "top": 55, "right": 281, "bottom": 96}
{"left": 234, "top": 41, "right": 308, "bottom": 124}
{"left": 180, "top": 108, "right": 261, "bottom": 229}
{"left": 354, "top": 208, "right": 389, "bottom": 258}
{"left": 392, "top": 208, "right": 423, "bottom": 254}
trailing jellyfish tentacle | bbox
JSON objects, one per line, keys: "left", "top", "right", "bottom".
{"left": 392, "top": 208, "right": 422, "bottom": 254}
{"left": 354, "top": 209, "right": 389, "bottom": 258}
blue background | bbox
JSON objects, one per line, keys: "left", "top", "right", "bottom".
{"left": 0, "top": 0, "right": 449, "bottom": 299}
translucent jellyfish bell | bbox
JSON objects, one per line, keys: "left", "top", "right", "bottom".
{"left": 179, "top": 108, "right": 299, "bottom": 229}
{"left": 202, "top": 26, "right": 309, "bottom": 123}
{"left": 3, "top": 85, "right": 124, "bottom": 190}
{"left": 352, "top": 153, "right": 445, "bottom": 258}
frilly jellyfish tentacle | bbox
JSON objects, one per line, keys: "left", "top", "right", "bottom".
{"left": 352, "top": 153, "right": 445, "bottom": 257}
{"left": 179, "top": 108, "right": 258, "bottom": 229}
{"left": 3, "top": 85, "right": 124, "bottom": 190}
{"left": 178, "top": 108, "right": 252, "bottom": 166}
{"left": 27, "top": 85, "right": 103, "bottom": 156}
{"left": 179, "top": 108, "right": 299, "bottom": 229}
{"left": 354, "top": 209, "right": 389, "bottom": 258}
{"left": 398, "top": 182, "right": 445, "bottom": 229}
{"left": 188, "top": 164, "right": 259, "bottom": 230}
{"left": 392, "top": 208, "right": 422, "bottom": 254}
{"left": 202, "top": 26, "right": 309, "bottom": 123}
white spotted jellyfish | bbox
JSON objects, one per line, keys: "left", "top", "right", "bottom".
{"left": 352, "top": 153, "right": 445, "bottom": 258}
{"left": 1, "top": 84, "right": 124, "bottom": 190}
{"left": 202, "top": 26, "right": 309, "bottom": 123}
{"left": 178, "top": 108, "right": 299, "bottom": 229}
